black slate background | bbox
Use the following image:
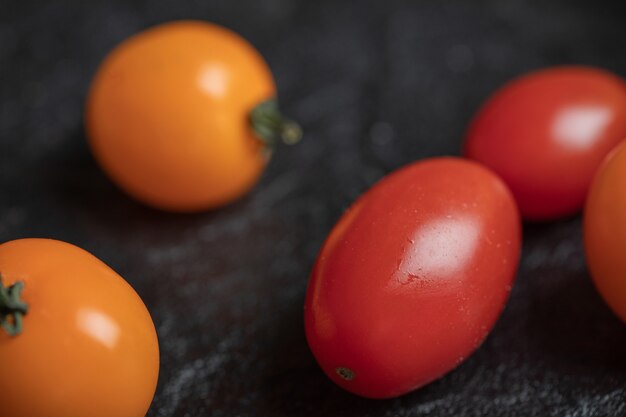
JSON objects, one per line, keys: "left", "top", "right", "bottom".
{"left": 1, "top": 0, "right": 626, "bottom": 416}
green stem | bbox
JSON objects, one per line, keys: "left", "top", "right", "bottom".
{"left": 250, "top": 98, "right": 302, "bottom": 147}
{"left": 0, "top": 275, "right": 28, "bottom": 337}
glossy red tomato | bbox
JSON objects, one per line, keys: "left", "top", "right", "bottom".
{"left": 464, "top": 66, "right": 626, "bottom": 221}
{"left": 584, "top": 140, "right": 626, "bottom": 323}
{"left": 304, "top": 158, "right": 521, "bottom": 398}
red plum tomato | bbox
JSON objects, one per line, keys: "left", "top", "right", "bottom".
{"left": 304, "top": 157, "right": 521, "bottom": 398}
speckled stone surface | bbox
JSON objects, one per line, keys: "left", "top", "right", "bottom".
{"left": 1, "top": 1, "right": 625, "bottom": 416}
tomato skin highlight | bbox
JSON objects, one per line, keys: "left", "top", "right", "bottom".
{"left": 304, "top": 158, "right": 521, "bottom": 398}
{"left": 86, "top": 21, "right": 277, "bottom": 212}
{"left": 584, "top": 140, "right": 626, "bottom": 324}
{"left": 0, "top": 239, "right": 159, "bottom": 417}
{"left": 464, "top": 66, "right": 626, "bottom": 221}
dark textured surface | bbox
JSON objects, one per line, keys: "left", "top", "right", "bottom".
{"left": 2, "top": 1, "right": 626, "bottom": 416}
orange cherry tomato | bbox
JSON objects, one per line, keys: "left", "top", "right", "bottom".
{"left": 86, "top": 21, "right": 300, "bottom": 212}
{"left": 0, "top": 239, "right": 159, "bottom": 417}
{"left": 584, "top": 140, "right": 626, "bottom": 323}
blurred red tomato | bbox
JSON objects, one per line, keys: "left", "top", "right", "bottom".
{"left": 464, "top": 66, "right": 626, "bottom": 221}
{"left": 304, "top": 158, "right": 521, "bottom": 398}
{"left": 584, "top": 139, "right": 626, "bottom": 324}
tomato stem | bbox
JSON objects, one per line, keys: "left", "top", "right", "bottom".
{"left": 250, "top": 98, "right": 302, "bottom": 147}
{"left": 0, "top": 275, "right": 28, "bottom": 337}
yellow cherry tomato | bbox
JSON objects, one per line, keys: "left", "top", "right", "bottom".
{"left": 0, "top": 238, "right": 159, "bottom": 417}
{"left": 86, "top": 20, "right": 300, "bottom": 212}
{"left": 584, "top": 139, "right": 626, "bottom": 323}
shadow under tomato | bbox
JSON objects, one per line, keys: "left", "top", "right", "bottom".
{"left": 252, "top": 286, "right": 481, "bottom": 417}
{"left": 517, "top": 218, "right": 626, "bottom": 377}
{"left": 524, "top": 266, "right": 626, "bottom": 376}
{"left": 39, "top": 127, "right": 263, "bottom": 241}
{"left": 255, "top": 295, "right": 392, "bottom": 417}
